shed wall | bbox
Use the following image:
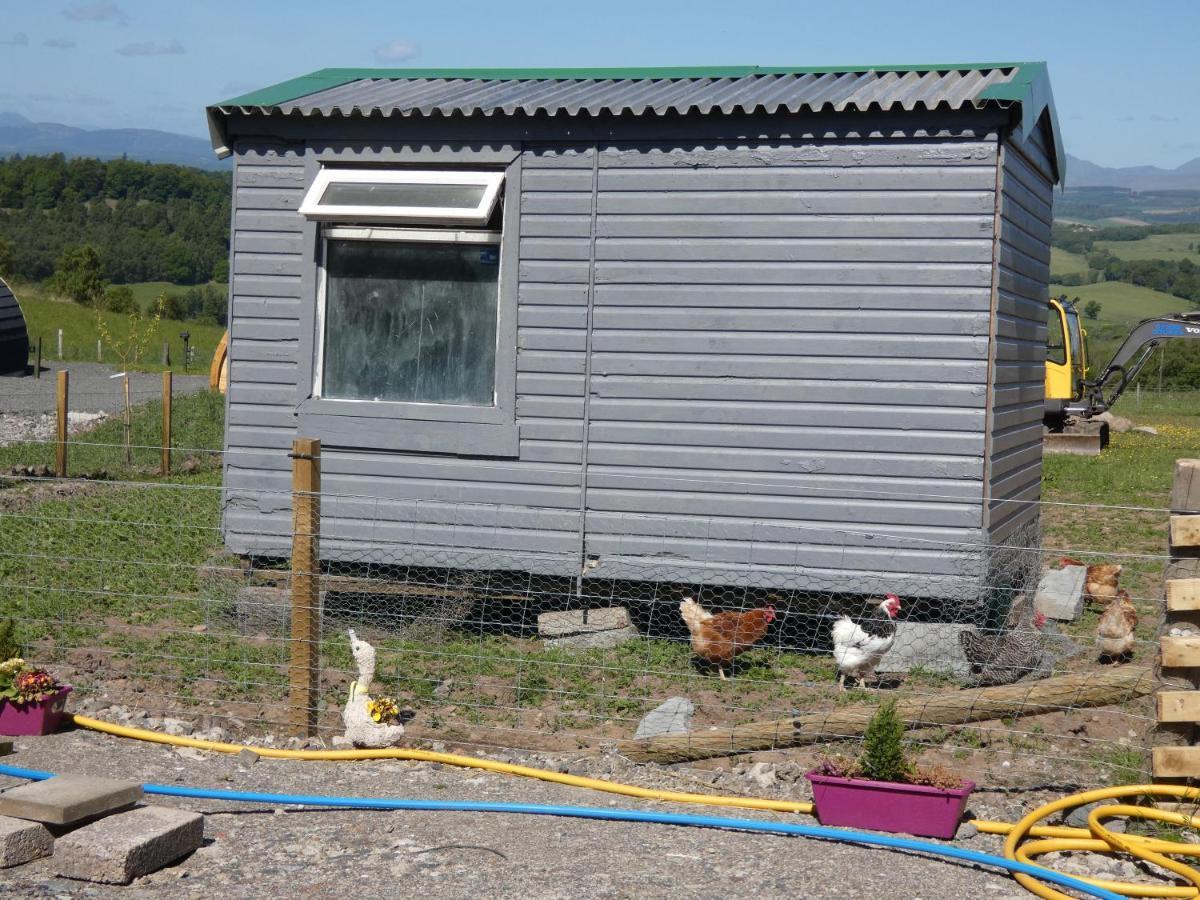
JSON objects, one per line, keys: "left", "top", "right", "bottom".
{"left": 221, "top": 113, "right": 1020, "bottom": 599}
{"left": 0, "top": 279, "right": 28, "bottom": 375}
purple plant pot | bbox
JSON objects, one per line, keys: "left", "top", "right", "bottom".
{"left": 806, "top": 771, "right": 975, "bottom": 840}
{"left": 0, "top": 686, "right": 72, "bottom": 736}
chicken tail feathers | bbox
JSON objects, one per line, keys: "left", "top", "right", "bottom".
{"left": 679, "top": 596, "right": 712, "bottom": 636}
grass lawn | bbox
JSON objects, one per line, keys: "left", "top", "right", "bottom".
{"left": 1094, "top": 231, "right": 1200, "bottom": 265}
{"left": 1050, "top": 280, "right": 1193, "bottom": 330}
{"left": 1050, "top": 247, "right": 1091, "bottom": 279}
{"left": 12, "top": 279, "right": 225, "bottom": 372}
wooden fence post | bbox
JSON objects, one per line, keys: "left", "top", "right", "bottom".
{"left": 55, "top": 370, "right": 68, "bottom": 478}
{"left": 1154, "top": 459, "right": 1200, "bottom": 780}
{"left": 289, "top": 438, "right": 321, "bottom": 737}
{"left": 56, "top": 328, "right": 63, "bottom": 360}
{"left": 160, "top": 370, "right": 172, "bottom": 476}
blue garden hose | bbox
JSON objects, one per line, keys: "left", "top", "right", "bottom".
{"left": 0, "top": 763, "right": 1120, "bottom": 899}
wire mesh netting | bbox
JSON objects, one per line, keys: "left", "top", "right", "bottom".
{"left": 0, "top": 451, "right": 1172, "bottom": 788}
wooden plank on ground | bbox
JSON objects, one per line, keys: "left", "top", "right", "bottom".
{"left": 1154, "top": 746, "right": 1200, "bottom": 779}
{"left": 1158, "top": 691, "right": 1200, "bottom": 723}
{"left": 1167, "top": 578, "right": 1200, "bottom": 611}
{"left": 1171, "top": 460, "right": 1200, "bottom": 514}
{"left": 1162, "top": 636, "right": 1200, "bottom": 668}
{"left": 1171, "top": 515, "right": 1200, "bottom": 553}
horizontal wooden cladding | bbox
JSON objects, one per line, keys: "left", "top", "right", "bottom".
{"left": 595, "top": 143, "right": 998, "bottom": 169}
{"left": 232, "top": 275, "right": 303, "bottom": 298}
{"left": 580, "top": 397, "right": 985, "bottom": 431}
{"left": 589, "top": 237, "right": 992, "bottom": 264}
{"left": 586, "top": 487, "right": 978, "bottom": 528}
{"left": 231, "top": 296, "right": 301, "bottom": 320}
{"left": 586, "top": 535, "right": 980, "bottom": 579}
{"left": 585, "top": 421, "right": 984, "bottom": 456}
{"left": 586, "top": 352, "right": 987, "bottom": 383}
{"left": 233, "top": 253, "right": 303, "bottom": 278}
{"left": 586, "top": 330, "right": 989, "bottom": 359}
{"left": 587, "top": 443, "right": 983, "bottom": 479}
{"left": 586, "top": 307, "right": 990, "bottom": 336}
{"left": 594, "top": 283, "right": 994, "bottom": 311}
{"left": 595, "top": 190, "right": 997, "bottom": 216}
{"left": 593, "top": 166, "right": 997, "bottom": 192}
{"left": 234, "top": 210, "right": 304, "bottom": 234}
{"left": 228, "top": 337, "right": 298, "bottom": 364}
{"left": 234, "top": 231, "right": 305, "bottom": 255}
{"left": 586, "top": 375, "right": 985, "bottom": 408}
{"left": 593, "top": 261, "right": 993, "bottom": 287}
{"left": 231, "top": 317, "right": 300, "bottom": 342}
{"left": 234, "top": 165, "right": 306, "bottom": 189}
{"left": 1003, "top": 147, "right": 1054, "bottom": 224}
{"left": 585, "top": 213, "right": 995, "bottom": 240}
{"left": 235, "top": 186, "right": 303, "bottom": 211}
{"left": 585, "top": 466, "right": 981, "bottom": 502}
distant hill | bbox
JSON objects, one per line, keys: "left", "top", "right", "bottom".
{"left": 0, "top": 112, "right": 223, "bottom": 170}
{"left": 1066, "top": 153, "right": 1200, "bottom": 191}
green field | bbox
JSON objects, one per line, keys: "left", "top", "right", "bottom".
{"left": 14, "top": 280, "right": 225, "bottom": 372}
{"left": 1094, "top": 231, "right": 1200, "bottom": 265}
{"left": 1049, "top": 280, "right": 1191, "bottom": 329}
{"left": 1050, "top": 247, "right": 1092, "bottom": 279}
{"left": 120, "top": 281, "right": 182, "bottom": 312}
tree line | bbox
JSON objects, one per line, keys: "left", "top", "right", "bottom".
{"left": 0, "top": 154, "right": 230, "bottom": 285}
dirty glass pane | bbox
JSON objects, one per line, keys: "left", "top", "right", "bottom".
{"left": 321, "top": 182, "right": 487, "bottom": 209}
{"left": 1047, "top": 304, "right": 1066, "bottom": 365}
{"left": 322, "top": 239, "right": 500, "bottom": 405}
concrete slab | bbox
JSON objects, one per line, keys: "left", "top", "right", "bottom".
{"left": 875, "top": 622, "right": 974, "bottom": 677}
{"left": 539, "top": 608, "right": 639, "bottom": 648}
{"left": 0, "top": 816, "right": 53, "bottom": 868}
{"left": 0, "top": 776, "right": 142, "bottom": 826}
{"left": 1035, "top": 566, "right": 1087, "bottom": 621}
{"left": 54, "top": 805, "right": 204, "bottom": 884}
{"left": 634, "top": 697, "right": 694, "bottom": 739}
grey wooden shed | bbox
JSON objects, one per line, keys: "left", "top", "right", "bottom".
{"left": 206, "top": 63, "right": 1063, "bottom": 603}
{"left": 0, "top": 278, "right": 29, "bottom": 375}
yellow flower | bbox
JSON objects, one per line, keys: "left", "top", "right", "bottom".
{"left": 367, "top": 696, "right": 401, "bottom": 725}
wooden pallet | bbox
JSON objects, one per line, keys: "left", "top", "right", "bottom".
{"left": 1153, "top": 459, "right": 1200, "bottom": 779}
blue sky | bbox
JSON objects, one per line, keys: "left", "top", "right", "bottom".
{"left": 0, "top": 0, "right": 1197, "bottom": 168}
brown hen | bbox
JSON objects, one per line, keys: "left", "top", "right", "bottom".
{"left": 679, "top": 596, "right": 775, "bottom": 679}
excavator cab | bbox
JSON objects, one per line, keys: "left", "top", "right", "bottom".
{"left": 1044, "top": 296, "right": 1087, "bottom": 416}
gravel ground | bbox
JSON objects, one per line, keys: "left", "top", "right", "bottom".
{"left": 0, "top": 362, "right": 210, "bottom": 416}
{"left": 0, "top": 721, "right": 1054, "bottom": 900}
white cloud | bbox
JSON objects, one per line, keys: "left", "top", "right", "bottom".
{"left": 374, "top": 39, "right": 419, "bottom": 63}
{"left": 115, "top": 39, "right": 184, "bottom": 57}
{"left": 0, "top": 33, "right": 29, "bottom": 46}
{"left": 43, "top": 38, "right": 77, "bottom": 49}
{"left": 63, "top": 2, "right": 129, "bottom": 25}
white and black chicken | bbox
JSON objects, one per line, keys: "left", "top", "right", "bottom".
{"left": 831, "top": 594, "right": 901, "bottom": 690}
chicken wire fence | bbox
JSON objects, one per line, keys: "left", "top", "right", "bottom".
{"left": 0, "top": 460, "right": 1171, "bottom": 787}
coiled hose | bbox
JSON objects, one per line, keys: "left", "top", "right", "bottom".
{"left": 48, "top": 715, "right": 1200, "bottom": 897}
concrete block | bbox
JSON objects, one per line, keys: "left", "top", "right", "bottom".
{"left": 0, "top": 816, "right": 53, "bottom": 867}
{"left": 1035, "top": 566, "right": 1087, "bottom": 621}
{"left": 54, "top": 805, "right": 204, "bottom": 884}
{"left": 539, "top": 608, "right": 639, "bottom": 648}
{"left": 0, "top": 775, "right": 142, "bottom": 826}
{"left": 875, "top": 622, "right": 974, "bottom": 677}
{"left": 634, "top": 697, "right": 694, "bottom": 739}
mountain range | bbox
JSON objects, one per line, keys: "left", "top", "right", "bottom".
{"left": 0, "top": 112, "right": 223, "bottom": 169}
{"left": 0, "top": 111, "right": 1197, "bottom": 188}
{"left": 1064, "top": 153, "right": 1200, "bottom": 191}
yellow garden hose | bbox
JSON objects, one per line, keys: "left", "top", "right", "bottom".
{"left": 68, "top": 715, "right": 1200, "bottom": 898}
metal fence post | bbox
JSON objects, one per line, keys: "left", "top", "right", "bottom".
{"left": 161, "top": 370, "right": 172, "bottom": 476}
{"left": 55, "top": 370, "right": 68, "bottom": 478}
{"left": 289, "top": 437, "right": 321, "bottom": 736}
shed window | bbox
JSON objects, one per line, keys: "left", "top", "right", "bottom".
{"left": 317, "top": 231, "right": 500, "bottom": 406}
{"left": 299, "top": 169, "right": 503, "bottom": 225}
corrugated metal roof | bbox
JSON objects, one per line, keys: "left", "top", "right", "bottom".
{"left": 207, "top": 63, "right": 1062, "bottom": 181}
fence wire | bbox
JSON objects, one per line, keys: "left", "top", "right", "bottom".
{"left": 0, "top": 455, "right": 1174, "bottom": 789}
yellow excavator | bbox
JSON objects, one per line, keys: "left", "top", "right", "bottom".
{"left": 1044, "top": 295, "right": 1200, "bottom": 453}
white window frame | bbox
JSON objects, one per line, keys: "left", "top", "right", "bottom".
{"left": 298, "top": 168, "right": 504, "bottom": 225}
{"left": 312, "top": 225, "right": 504, "bottom": 407}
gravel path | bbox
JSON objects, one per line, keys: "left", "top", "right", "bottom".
{"left": 0, "top": 726, "right": 1040, "bottom": 899}
{"left": 0, "top": 362, "right": 211, "bottom": 448}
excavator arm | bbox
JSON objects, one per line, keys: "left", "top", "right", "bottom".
{"left": 1067, "top": 311, "right": 1200, "bottom": 417}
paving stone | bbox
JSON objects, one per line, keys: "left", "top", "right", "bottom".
{"left": 538, "top": 607, "right": 631, "bottom": 638}
{"left": 54, "top": 805, "right": 204, "bottom": 884}
{"left": 0, "top": 775, "right": 142, "bottom": 826}
{"left": 544, "top": 625, "right": 640, "bottom": 649}
{"left": 875, "top": 622, "right": 974, "bottom": 676}
{"left": 634, "top": 697, "right": 694, "bottom": 739}
{"left": 0, "top": 815, "right": 53, "bottom": 867}
{"left": 1035, "top": 565, "right": 1087, "bottom": 621}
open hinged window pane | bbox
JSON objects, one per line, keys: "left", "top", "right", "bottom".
{"left": 299, "top": 169, "right": 503, "bottom": 225}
